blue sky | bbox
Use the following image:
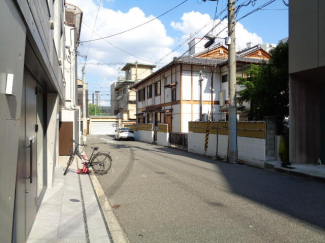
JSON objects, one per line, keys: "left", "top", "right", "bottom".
{"left": 69, "top": 0, "right": 288, "bottom": 105}
{"left": 102, "top": 0, "right": 288, "bottom": 44}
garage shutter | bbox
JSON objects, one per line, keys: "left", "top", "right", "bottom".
{"left": 91, "top": 121, "right": 118, "bottom": 135}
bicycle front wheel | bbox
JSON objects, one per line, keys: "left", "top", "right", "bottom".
{"left": 91, "top": 152, "right": 112, "bottom": 174}
{"left": 63, "top": 155, "right": 75, "bottom": 175}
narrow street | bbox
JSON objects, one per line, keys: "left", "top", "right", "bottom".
{"left": 86, "top": 135, "right": 325, "bottom": 243}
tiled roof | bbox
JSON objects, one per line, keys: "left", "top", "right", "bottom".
{"left": 191, "top": 42, "right": 227, "bottom": 57}
{"left": 176, "top": 56, "right": 223, "bottom": 66}
{"left": 237, "top": 44, "right": 262, "bottom": 57}
{"left": 218, "top": 56, "right": 269, "bottom": 66}
{"left": 130, "top": 54, "right": 267, "bottom": 89}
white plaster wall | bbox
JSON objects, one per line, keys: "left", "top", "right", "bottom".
{"left": 61, "top": 109, "right": 75, "bottom": 122}
{"left": 182, "top": 71, "right": 191, "bottom": 100}
{"left": 193, "top": 73, "right": 200, "bottom": 100}
{"left": 157, "top": 132, "right": 169, "bottom": 146}
{"left": 138, "top": 130, "right": 154, "bottom": 143}
{"left": 182, "top": 114, "right": 192, "bottom": 133}
{"left": 238, "top": 137, "right": 266, "bottom": 167}
{"left": 188, "top": 132, "right": 266, "bottom": 167}
{"left": 173, "top": 114, "right": 181, "bottom": 132}
{"left": 173, "top": 104, "right": 181, "bottom": 113}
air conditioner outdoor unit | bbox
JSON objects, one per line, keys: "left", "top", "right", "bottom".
{"left": 202, "top": 113, "right": 208, "bottom": 122}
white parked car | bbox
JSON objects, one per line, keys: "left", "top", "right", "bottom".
{"left": 115, "top": 128, "right": 135, "bottom": 140}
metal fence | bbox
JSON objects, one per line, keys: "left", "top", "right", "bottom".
{"left": 169, "top": 133, "right": 188, "bottom": 148}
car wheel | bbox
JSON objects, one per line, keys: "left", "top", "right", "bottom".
{"left": 131, "top": 138, "right": 135, "bottom": 141}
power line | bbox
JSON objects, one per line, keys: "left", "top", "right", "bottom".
{"left": 85, "top": 0, "right": 102, "bottom": 63}
{"left": 237, "top": 0, "right": 277, "bottom": 22}
{"left": 155, "top": 3, "right": 229, "bottom": 65}
{"left": 282, "top": 0, "right": 289, "bottom": 7}
{"left": 80, "top": 0, "right": 189, "bottom": 43}
{"left": 82, "top": 21, "right": 155, "bottom": 64}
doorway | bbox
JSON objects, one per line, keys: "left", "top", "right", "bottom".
{"left": 14, "top": 70, "right": 46, "bottom": 242}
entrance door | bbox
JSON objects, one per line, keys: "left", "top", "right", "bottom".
{"left": 164, "top": 115, "right": 172, "bottom": 133}
{"left": 24, "top": 71, "right": 38, "bottom": 238}
{"left": 14, "top": 70, "right": 38, "bottom": 242}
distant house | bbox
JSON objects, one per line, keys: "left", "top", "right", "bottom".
{"left": 131, "top": 41, "right": 271, "bottom": 133}
{"left": 111, "top": 63, "right": 156, "bottom": 125}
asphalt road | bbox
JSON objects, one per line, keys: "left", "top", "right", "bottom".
{"left": 86, "top": 135, "right": 325, "bottom": 243}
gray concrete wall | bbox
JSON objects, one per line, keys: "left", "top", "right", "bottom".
{"left": 289, "top": 77, "right": 322, "bottom": 164}
{"left": 289, "top": 0, "right": 325, "bottom": 74}
{"left": 0, "top": 0, "right": 26, "bottom": 242}
{"left": 289, "top": 1, "right": 325, "bottom": 164}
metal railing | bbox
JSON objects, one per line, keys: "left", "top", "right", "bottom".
{"left": 169, "top": 133, "right": 188, "bottom": 148}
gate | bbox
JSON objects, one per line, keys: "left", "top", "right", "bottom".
{"left": 169, "top": 133, "right": 188, "bottom": 148}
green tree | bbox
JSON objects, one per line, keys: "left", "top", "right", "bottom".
{"left": 89, "top": 104, "right": 102, "bottom": 116}
{"left": 237, "top": 42, "right": 289, "bottom": 124}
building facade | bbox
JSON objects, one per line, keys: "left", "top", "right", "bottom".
{"left": 132, "top": 43, "right": 270, "bottom": 133}
{"left": 111, "top": 63, "right": 156, "bottom": 124}
{"left": 289, "top": 0, "right": 325, "bottom": 164}
{"left": 92, "top": 91, "right": 101, "bottom": 106}
{"left": 0, "top": 1, "right": 81, "bottom": 241}
{"left": 60, "top": 4, "right": 83, "bottom": 156}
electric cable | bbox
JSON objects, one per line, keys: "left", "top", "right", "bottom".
{"left": 85, "top": 0, "right": 102, "bottom": 63}
{"left": 80, "top": 0, "right": 189, "bottom": 43}
{"left": 82, "top": 21, "right": 155, "bottom": 64}
{"left": 282, "top": 0, "right": 289, "bottom": 7}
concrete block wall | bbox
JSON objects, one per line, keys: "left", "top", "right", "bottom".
{"left": 188, "top": 133, "right": 266, "bottom": 167}
{"left": 135, "top": 130, "right": 154, "bottom": 143}
{"left": 157, "top": 132, "right": 169, "bottom": 146}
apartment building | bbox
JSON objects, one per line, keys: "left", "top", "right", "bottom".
{"left": 131, "top": 41, "right": 270, "bottom": 133}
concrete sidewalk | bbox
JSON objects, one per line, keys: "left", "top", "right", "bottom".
{"left": 265, "top": 160, "right": 325, "bottom": 182}
{"left": 27, "top": 158, "right": 128, "bottom": 243}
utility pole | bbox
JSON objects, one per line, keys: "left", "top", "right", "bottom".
{"left": 203, "top": 0, "right": 237, "bottom": 163}
{"left": 135, "top": 61, "right": 138, "bottom": 81}
{"left": 82, "top": 66, "right": 87, "bottom": 144}
{"left": 199, "top": 70, "right": 203, "bottom": 121}
{"left": 227, "top": 0, "right": 238, "bottom": 163}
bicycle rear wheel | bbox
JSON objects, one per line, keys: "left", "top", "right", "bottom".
{"left": 63, "top": 155, "right": 75, "bottom": 175}
{"left": 91, "top": 152, "right": 112, "bottom": 174}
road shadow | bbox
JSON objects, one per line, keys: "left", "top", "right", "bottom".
{"left": 109, "top": 140, "right": 325, "bottom": 230}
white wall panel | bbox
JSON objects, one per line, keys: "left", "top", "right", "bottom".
{"left": 182, "top": 71, "right": 192, "bottom": 100}
{"left": 188, "top": 132, "right": 266, "bottom": 167}
{"left": 157, "top": 132, "right": 169, "bottom": 146}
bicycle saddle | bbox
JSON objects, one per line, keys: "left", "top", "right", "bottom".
{"left": 92, "top": 147, "right": 99, "bottom": 151}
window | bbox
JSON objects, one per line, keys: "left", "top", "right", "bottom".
{"left": 138, "top": 117, "right": 144, "bottom": 124}
{"left": 138, "top": 88, "right": 145, "bottom": 101}
{"left": 155, "top": 112, "right": 161, "bottom": 126}
{"left": 164, "top": 77, "right": 168, "bottom": 86}
{"left": 147, "top": 113, "right": 153, "bottom": 123}
{"left": 147, "top": 85, "right": 152, "bottom": 98}
{"left": 172, "top": 87, "right": 176, "bottom": 101}
{"left": 155, "top": 81, "right": 161, "bottom": 96}
{"left": 222, "top": 74, "right": 228, "bottom": 83}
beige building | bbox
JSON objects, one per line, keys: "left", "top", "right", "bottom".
{"left": 131, "top": 43, "right": 270, "bottom": 133}
{"left": 111, "top": 63, "right": 156, "bottom": 125}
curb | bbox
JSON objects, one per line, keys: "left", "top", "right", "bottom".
{"left": 274, "top": 167, "right": 325, "bottom": 183}
{"left": 89, "top": 172, "right": 130, "bottom": 243}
